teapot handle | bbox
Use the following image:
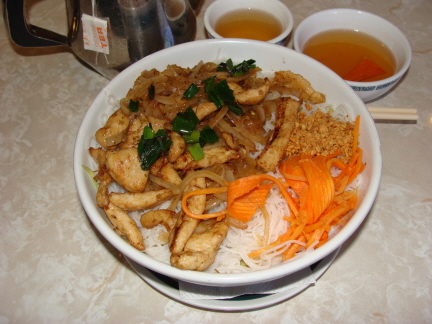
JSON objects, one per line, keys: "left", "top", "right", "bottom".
{"left": 3, "top": 0, "right": 78, "bottom": 47}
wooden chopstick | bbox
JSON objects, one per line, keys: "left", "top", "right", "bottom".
{"left": 367, "top": 106, "right": 418, "bottom": 121}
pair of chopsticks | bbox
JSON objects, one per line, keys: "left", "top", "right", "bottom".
{"left": 367, "top": 106, "right": 418, "bottom": 121}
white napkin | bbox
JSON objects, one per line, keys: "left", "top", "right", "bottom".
{"left": 178, "top": 266, "right": 316, "bottom": 300}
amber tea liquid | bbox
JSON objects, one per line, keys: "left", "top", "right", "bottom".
{"left": 302, "top": 29, "right": 396, "bottom": 82}
{"left": 215, "top": 9, "right": 282, "bottom": 41}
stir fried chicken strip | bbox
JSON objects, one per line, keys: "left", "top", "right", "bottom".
{"left": 109, "top": 189, "right": 173, "bottom": 212}
{"left": 272, "top": 70, "right": 326, "bottom": 105}
{"left": 105, "top": 148, "right": 149, "bottom": 193}
{"left": 170, "top": 177, "right": 206, "bottom": 255}
{"left": 88, "top": 60, "right": 328, "bottom": 271}
{"left": 95, "top": 108, "right": 129, "bottom": 150}
{"left": 140, "top": 210, "right": 177, "bottom": 231}
{"left": 104, "top": 202, "right": 145, "bottom": 250}
{"left": 170, "top": 219, "right": 230, "bottom": 271}
{"left": 256, "top": 97, "right": 301, "bottom": 173}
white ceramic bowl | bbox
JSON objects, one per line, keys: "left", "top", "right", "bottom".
{"left": 293, "top": 8, "right": 411, "bottom": 102}
{"left": 204, "top": 0, "right": 294, "bottom": 45}
{"left": 74, "top": 39, "right": 381, "bottom": 287}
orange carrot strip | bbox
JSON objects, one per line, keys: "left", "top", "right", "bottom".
{"left": 283, "top": 215, "right": 295, "bottom": 222}
{"left": 282, "top": 235, "right": 307, "bottom": 261}
{"left": 333, "top": 167, "right": 348, "bottom": 186}
{"left": 300, "top": 157, "right": 335, "bottom": 223}
{"left": 228, "top": 174, "right": 300, "bottom": 217}
{"left": 326, "top": 150, "right": 343, "bottom": 160}
{"left": 344, "top": 58, "right": 386, "bottom": 82}
{"left": 335, "top": 175, "right": 350, "bottom": 195}
{"left": 279, "top": 155, "right": 308, "bottom": 195}
{"left": 280, "top": 173, "right": 308, "bottom": 182}
{"left": 315, "top": 232, "right": 328, "bottom": 248}
{"left": 228, "top": 184, "right": 273, "bottom": 222}
{"left": 182, "top": 187, "right": 228, "bottom": 219}
{"left": 348, "top": 148, "right": 364, "bottom": 183}
{"left": 351, "top": 115, "right": 360, "bottom": 159}
{"left": 287, "top": 223, "right": 305, "bottom": 241}
{"left": 304, "top": 202, "right": 352, "bottom": 233}
{"left": 328, "top": 157, "right": 348, "bottom": 171}
{"left": 247, "top": 227, "right": 294, "bottom": 259}
{"left": 306, "top": 228, "right": 326, "bottom": 248}
{"left": 248, "top": 223, "right": 305, "bottom": 259}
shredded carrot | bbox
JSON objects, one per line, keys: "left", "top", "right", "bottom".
{"left": 282, "top": 235, "right": 306, "bottom": 261}
{"left": 227, "top": 184, "right": 273, "bottom": 222}
{"left": 181, "top": 187, "right": 228, "bottom": 219}
{"left": 181, "top": 174, "right": 299, "bottom": 221}
{"left": 247, "top": 115, "right": 365, "bottom": 261}
{"left": 352, "top": 115, "right": 360, "bottom": 158}
{"left": 227, "top": 174, "right": 299, "bottom": 219}
{"left": 181, "top": 115, "right": 365, "bottom": 262}
{"left": 278, "top": 155, "right": 307, "bottom": 195}
{"left": 306, "top": 228, "right": 325, "bottom": 249}
{"left": 344, "top": 58, "right": 386, "bottom": 82}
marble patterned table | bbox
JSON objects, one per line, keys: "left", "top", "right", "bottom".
{"left": 1, "top": 0, "right": 431, "bottom": 322}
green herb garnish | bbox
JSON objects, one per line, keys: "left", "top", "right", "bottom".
{"left": 171, "top": 106, "right": 200, "bottom": 134}
{"left": 199, "top": 125, "right": 219, "bottom": 145}
{"left": 188, "top": 143, "right": 205, "bottom": 161}
{"left": 183, "top": 83, "right": 199, "bottom": 99}
{"left": 184, "top": 129, "right": 201, "bottom": 144}
{"left": 203, "top": 77, "right": 244, "bottom": 115}
{"left": 217, "top": 58, "right": 256, "bottom": 76}
{"left": 204, "top": 76, "right": 215, "bottom": 93}
{"left": 228, "top": 103, "right": 244, "bottom": 115}
{"left": 177, "top": 106, "right": 200, "bottom": 126}
{"left": 148, "top": 84, "right": 155, "bottom": 100}
{"left": 137, "top": 124, "right": 172, "bottom": 170}
{"left": 128, "top": 99, "right": 139, "bottom": 112}
{"left": 171, "top": 116, "right": 196, "bottom": 135}
{"left": 142, "top": 124, "right": 155, "bottom": 139}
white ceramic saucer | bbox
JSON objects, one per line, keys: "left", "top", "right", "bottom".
{"left": 126, "top": 247, "right": 339, "bottom": 312}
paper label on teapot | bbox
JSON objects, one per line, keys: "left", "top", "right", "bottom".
{"left": 82, "top": 14, "right": 109, "bottom": 54}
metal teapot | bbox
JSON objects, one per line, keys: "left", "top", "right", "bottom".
{"left": 3, "top": 0, "right": 201, "bottom": 79}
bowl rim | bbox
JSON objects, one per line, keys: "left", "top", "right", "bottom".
{"left": 203, "top": 0, "right": 294, "bottom": 44}
{"left": 74, "top": 38, "right": 382, "bottom": 287}
{"left": 293, "top": 8, "right": 412, "bottom": 87}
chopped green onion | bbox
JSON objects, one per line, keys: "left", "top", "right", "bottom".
{"left": 230, "top": 59, "right": 256, "bottom": 76}
{"left": 128, "top": 99, "right": 139, "bottom": 112}
{"left": 204, "top": 78, "right": 244, "bottom": 115}
{"left": 177, "top": 106, "right": 200, "bottom": 126}
{"left": 200, "top": 125, "right": 219, "bottom": 144}
{"left": 143, "top": 124, "right": 155, "bottom": 139}
{"left": 137, "top": 124, "right": 172, "bottom": 170}
{"left": 213, "top": 79, "right": 234, "bottom": 102}
{"left": 184, "top": 129, "right": 201, "bottom": 144}
{"left": 207, "top": 91, "right": 225, "bottom": 109}
{"left": 205, "top": 78, "right": 240, "bottom": 112}
{"left": 171, "top": 116, "right": 196, "bottom": 134}
{"left": 217, "top": 58, "right": 233, "bottom": 72}
{"left": 158, "top": 131, "right": 172, "bottom": 153}
{"left": 148, "top": 84, "right": 155, "bottom": 100}
{"left": 203, "top": 76, "right": 216, "bottom": 93}
{"left": 155, "top": 129, "right": 167, "bottom": 138}
{"left": 217, "top": 59, "right": 256, "bottom": 76}
{"left": 228, "top": 103, "right": 244, "bottom": 116}
{"left": 188, "top": 143, "right": 205, "bottom": 161}
{"left": 171, "top": 107, "right": 200, "bottom": 134}
{"left": 183, "top": 83, "right": 199, "bottom": 99}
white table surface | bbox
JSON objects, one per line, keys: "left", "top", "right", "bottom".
{"left": 1, "top": 0, "right": 431, "bottom": 322}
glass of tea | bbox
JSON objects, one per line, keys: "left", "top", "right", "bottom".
{"left": 204, "top": 0, "right": 294, "bottom": 46}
